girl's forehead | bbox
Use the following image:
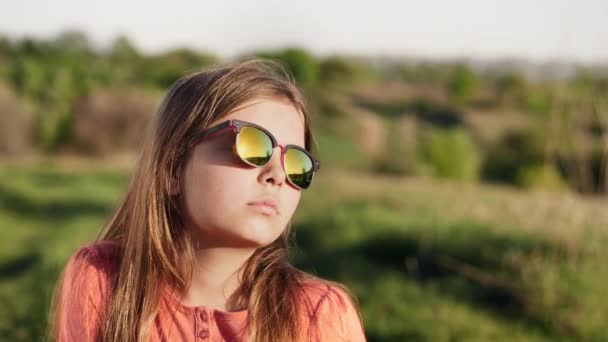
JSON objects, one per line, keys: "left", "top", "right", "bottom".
{"left": 210, "top": 98, "right": 306, "bottom": 146}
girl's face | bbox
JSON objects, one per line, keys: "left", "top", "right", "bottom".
{"left": 178, "top": 97, "right": 306, "bottom": 248}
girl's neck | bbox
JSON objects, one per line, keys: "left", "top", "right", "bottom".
{"left": 180, "top": 244, "right": 256, "bottom": 312}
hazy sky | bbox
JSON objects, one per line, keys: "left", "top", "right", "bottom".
{"left": 1, "top": 0, "right": 606, "bottom": 63}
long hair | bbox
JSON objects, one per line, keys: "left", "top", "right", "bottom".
{"left": 47, "top": 59, "right": 362, "bottom": 341}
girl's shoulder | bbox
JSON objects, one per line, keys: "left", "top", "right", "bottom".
{"left": 57, "top": 240, "right": 122, "bottom": 340}
{"left": 77, "top": 239, "right": 122, "bottom": 258}
{"left": 68, "top": 239, "right": 122, "bottom": 273}
{"left": 298, "top": 279, "right": 360, "bottom": 316}
{"left": 298, "top": 279, "right": 366, "bottom": 341}
{"left": 61, "top": 239, "right": 122, "bottom": 294}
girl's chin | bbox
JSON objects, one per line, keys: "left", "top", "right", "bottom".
{"left": 193, "top": 218, "right": 283, "bottom": 248}
{"left": 237, "top": 224, "right": 283, "bottom": 246}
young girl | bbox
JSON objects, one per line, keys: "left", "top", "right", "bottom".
{"left": 48, "top": 59, "right": 366, "bottom": 341}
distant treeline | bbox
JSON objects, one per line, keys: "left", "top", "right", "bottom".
{"left": 0, "top": 30, "right": 607, "bottom": 194}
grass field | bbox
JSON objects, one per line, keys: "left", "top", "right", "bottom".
{"left": 0, "top": 158, "right": 607, "bottom": 341}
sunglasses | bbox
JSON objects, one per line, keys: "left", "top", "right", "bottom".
{"left": 191, "top": 119, "right": 320, "bottom": 190}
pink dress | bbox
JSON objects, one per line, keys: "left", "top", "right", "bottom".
{"left": 57, "top": 240, "right": 367, "bottom": 341}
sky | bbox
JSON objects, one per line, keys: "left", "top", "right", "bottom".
{"left": 1, "top": 0, "right": 606, "bottom": 63}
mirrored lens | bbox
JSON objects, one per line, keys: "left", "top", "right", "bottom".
{"left": 284, "top": 147, "right": 314, "bottom": 189}
{"left": 236, "top": 126, "right": 273, "bottom": 166}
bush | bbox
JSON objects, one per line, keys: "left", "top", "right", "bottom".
{"left": 448, "top": 65, "right": 478, "bottom": 106}
{"left": 371, "top": 117, "right": 418, "bottom": 176}
{"left": 555, "top": 146, "right": 608, "bottom": 194}
{"left": 523, "top": 91, "right": 553, "bottom": 115}
{"left": 0, "top": 83, "right": 35, "bottom": 155}
{"left": 515, "top": 164, "right": 567, "bottom": 191}
{"left": 255, "top": 48, "right": 319, "bottom": 88}
{"left": 319, "top": 56, "right": 361, "bottom": 86}
{"left": 481, "top": 129, "right": 548, "bottom": 186}
{"left": 138, "top": 49, "right": 218, "bottom": 88}
{"left": 494, "top": 72, "right": 528, "bottom": 106}
{"left": 417, "top": 127, "right": 481, "bottom": 180}
{"left": 72, "top": 88, "right": 158, "bottom": 154}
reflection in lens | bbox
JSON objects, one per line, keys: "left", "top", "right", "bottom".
{"left": 236, "top": 126, "right": 273, "bottom": 166}
{"left": 285, "top": 147, "right": 314, "bottom": 189}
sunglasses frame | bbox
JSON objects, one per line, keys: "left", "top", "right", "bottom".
{"left": 190, "top": 119, "right": 320, "bottom": 190}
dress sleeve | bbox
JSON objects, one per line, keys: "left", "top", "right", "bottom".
{"left": 310, "top": 285, "right": 367, "bottom": 342}
{"left": 57, "top": 246, "right": 112, "bottom": 341}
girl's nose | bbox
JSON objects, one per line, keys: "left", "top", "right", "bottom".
{"left": 258, "top": 145, "right": 286, "bottom": 187}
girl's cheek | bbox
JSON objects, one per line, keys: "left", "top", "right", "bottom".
{"left": 284, "top": 193, "right": 301, "bottom": 215}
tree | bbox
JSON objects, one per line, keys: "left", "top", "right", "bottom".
{"left": 448, "top": 65, "right": 477, "bottom": 106}
{"left": 495, "top": 72, "right": 527, "bottom": 105}
{"left": 255, "top": 48, "right": 319, "bottom": 88}
{"left": 319, "top": 56, "right": 360, "bottom": 86}
{"left": 53, "top": 30, "right": 92, "bottom": 55}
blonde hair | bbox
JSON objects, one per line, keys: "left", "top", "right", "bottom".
{"left": 47, "top": 59, "right": 362, "bottom": 341}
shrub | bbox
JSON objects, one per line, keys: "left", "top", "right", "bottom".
{"left": 319, "top": 56, "right": 361, "bottom": 86}
{"left": 417, "top": 127, "right": 481, "bottom": 180}
{"left": 481, "top": 129, "right": 548, "bottom": 185}
{"left": 255, "top": 48, "right": 319, "bottom": 88}
{"left": 448, "top": 65, "right": 478, "bottom": 106}
{"left": 515, "top": 164, "right": 568, "bottom": 191}
{"left": 72, "top": 88, "right": 157, "bottom": 154}
{"left": 371, "top": 118, "right": 418, "bottom": 176}
{"left": 0, "top": 83, "right": 35, "bottom": 155}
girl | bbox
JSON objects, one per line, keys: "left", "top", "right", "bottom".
{"left": 47, "top": 59, "right": 366, "bottom": 341}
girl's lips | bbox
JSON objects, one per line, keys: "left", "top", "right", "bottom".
{"left": 247, "top": 202, "right": 278, "bottom": 215}
{"left": 248, "top": 197, "right": 278, "bottom": 209}
{"left": 247, "top": 198, "right": 279, "bottom": 215}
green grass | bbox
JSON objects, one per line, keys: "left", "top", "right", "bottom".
{"left": 295, "top": 170, "right": 608, "bottom": 341}
{"left": 0, "top": 162, "right": 129, "bottom": 340}
{"left": 0, "top": 160, "right": 607, "bottom": 341}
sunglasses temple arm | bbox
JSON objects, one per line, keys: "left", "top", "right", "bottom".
{"left": 191, "top": 121, "right": 235, "bottom": 146}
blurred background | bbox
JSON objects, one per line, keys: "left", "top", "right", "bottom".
{"left": 1, "top": 1, "right": 607, "bottom": 341}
